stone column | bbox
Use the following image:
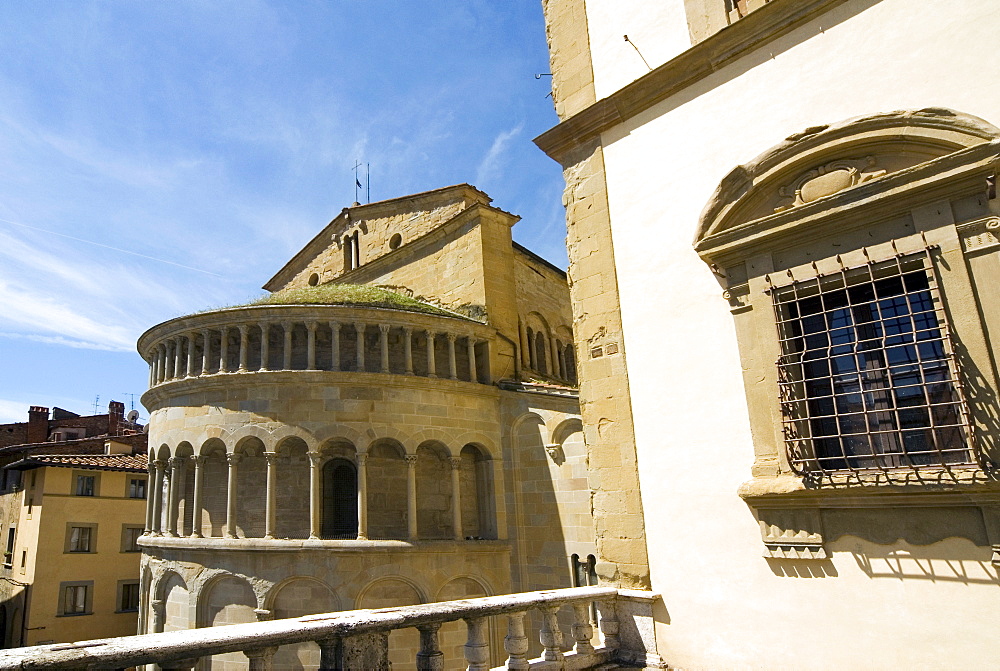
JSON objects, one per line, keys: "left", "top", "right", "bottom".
{"left": 265, "top": 452, "right": 278, "bottom": 539}
{"left": 378, "top": 324, "right": 390, "bottom": 373}
{"left": 539, "top": 605, "right": 564, "bottom": 663}
{"left": 425, "top": 331, "right": 437, "bottom": 378}
{"left": 225, "top": 453, "right": 241, "bottom": 538}
{"left": 201, "top": 329, "right": 211, "bottom": 374}
{"left": 406, "top": 454, "right": 418, "bottom": 540}
{"left": 527, "top": 332, "right": 536, "bottom": 370}
{"left": 416, "top": 622, "right": 444, "bottom": 670}
{"left": 166, "top": 457, "right": 183, "bottom": 536}
{"left": 467, "top": 338, "right": 478, "bottom": 383}
{"left": 447, "top": 333, "right": 458, "bottom": 380}
{"left": 283, "top": 322, "right": 293, "bottom": 370}
{"left": 190, "top": 456, "right": 205, "bottom": 538}
{"left": 480, "top": 341, "right": 492, "bottom": 384}
{"left": 307, "top": 322, "right": 318, "bottom": 370}
{"left": 173, "top": 338, "right": 183, "bottom": 380}
{"left": 259, "top": 323, "right": 270, "bottom": 371}
{"left": 308, "top": 451, "right": 321, "bottom": 540}
{"left": 518, "top": 319, "right": 530, "bottom": 368}
{"left": 150, "top": 599, "right": 165, "bottom": 634}
{"left": 147, "top": 355, "right": 154, "bottom": 388}
{"left": 238, "top": 325, "right": 249, "bottom": 372}
{"left": 357, "top": 452, "right": 368, "bottom": 540}
{"left": 572, "top": 602, "right": 595, "bottom": 654}
{"left": 403, "top": 327, "right": 414, "bottom": 374}
{"left": 219, "top": 327, "right": 230, "bottom": 373}
{"left": 144, "top": 463, "right": 155, "bottom": 532}
{"left": 151, "top": 459, "right": 166, "bottom": 535}
{"left": 450, "top": 456, "right": 463, "bottom": 540}
{"left": 155, "top": 345, "right": 165, "bottom": 384}
{"left": 185, "top": 332, "right": 196, "bottom": 377}
{"left": 354, "top": 322, "right": 366, "bottom": 371}
{"left": 330, "top": 321, "right": 341, "bottom": 371}
{"left": 551, "top": 337, "right": 561, "bottom": 379}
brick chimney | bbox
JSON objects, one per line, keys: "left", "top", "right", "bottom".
{"left": 26, "top": 406, "right": 49, "bottom": 443}
{"left": 108, "top": 401, "right": 125, "bottom": 437}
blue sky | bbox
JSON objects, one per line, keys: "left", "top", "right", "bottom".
{"left": 0, "top": 1, "right": 566, "bottom": 423}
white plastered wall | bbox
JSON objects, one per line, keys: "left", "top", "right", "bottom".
{"left": 585, "top": 0, "right": 692, "bottom": 100}
{"left": 591, "top": 0, "right": 1000, "bottom": 668}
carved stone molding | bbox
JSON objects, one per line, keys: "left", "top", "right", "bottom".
{"left": 757, "top": 507, "right": 826, "bottom": 560}
{"left": 774, "top": 156, "right": 886, "bottom": 212}
{"left": 722, "top": 283, "right": 751, "bottom": 313}
{"left": 957, "top": 216, "right": 1000, "bottom": 254}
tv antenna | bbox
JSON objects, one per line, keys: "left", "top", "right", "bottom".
{"left": 122, "top": 392, "right": 138, "bottom": 411}
{"left": 92, "top": 395, "right": 100, "bottom": 415}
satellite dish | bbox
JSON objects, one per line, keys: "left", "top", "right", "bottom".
{"left": 126, "top": 410, "right": 140, "bottom": 422}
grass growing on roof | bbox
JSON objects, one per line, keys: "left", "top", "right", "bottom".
{"left": 249, "top": 283, "right": 459, "bottom": 317}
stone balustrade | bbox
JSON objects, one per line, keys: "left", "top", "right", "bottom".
{"left": 0, "top": 587, "right": 665, "bottom": 670}
{"left": 138, "top": 305, "right": 495, "bottom": 388}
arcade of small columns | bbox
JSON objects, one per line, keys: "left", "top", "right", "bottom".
{"left": 145, "top": 318, "right": 491, "bottom": 387}
{"left": 518, "top": 319, "right": 576, "bottom": 384}
{"left": 145, "top": 441, "right": 496, "bottom": 543}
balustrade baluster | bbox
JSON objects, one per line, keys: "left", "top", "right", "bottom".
{"left": 504, "top": 611, "right": 530, "bottom": 670}
{"left": 597, "top": 599, "right": 620, "bottom": 651}
{"left": 538, "top": 604, "right": 565, "bottom": 663}
{"left": 244, "top": 646, "right": 277, "bottom": 671}
{"left": 317, "top": 637, "right": 340, "bottom": 671}
{"left": 416, "top": 622, "right": 444, "bottom": 670}
{"left": 464, "top": 616, "right": 490, "bottom": 671}
{"left": 159, "top": 659, "right": 198, "bottom": 671}
{"left": 572, "top": 602, "right": 596, "bottom": 654}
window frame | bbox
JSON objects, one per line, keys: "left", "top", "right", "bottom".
{"left": 116, "top": 580, "right": 140, "bottom": 613}
{"left": 64, "top": 523, "right": 98, "bottom": 554}
{"left": 58, "top": 581, "right": 93, "bottom": 617}
{"left": 120, "top": 525, "right": 144, "bottom": 553}
{"left": 73, "top": 471, "right": 99, "bottom": 497}
{"left": 126, "top": 477, "right": 147, "bottom": 499}
{"left": 3, "top": 526, "right": 15, "bottom": 568}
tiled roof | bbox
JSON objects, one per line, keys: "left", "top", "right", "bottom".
{"left": 9, "top": 453, "right": 147, "bottom": 472}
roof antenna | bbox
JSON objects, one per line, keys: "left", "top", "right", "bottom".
{"left": 624, "top": 35, "right": 652, "bottom": 71}
{"left": 367, "top": 163, "right": 371, "bottom": 204}
{"left": 92, "top": 394, "right": 100, "bottom": 415}
{"left": 353, "top": 160, "right": 363, "bottom": 205}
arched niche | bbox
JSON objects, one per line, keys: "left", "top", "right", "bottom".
{"left": 366, "top": 439, "right": 407, "bottom": 540}
{"left": 269, "top": 577, "right": 340, "bottom": 670}
{"left": 322, "top": 458, "right": 358, "bottom": 539}
{"left": 357, "top": 577, "right": 423, "bottom": 671}
{"left": 415, "top": 441, "right": 452, "bottom": 540}
{"left": 275, "top": 436, "right": 311, "bottom": 540}
{"left": 200, "top": 574, "right": 257, "bottom": 670}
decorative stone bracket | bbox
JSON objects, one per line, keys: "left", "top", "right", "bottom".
{"left": 757, "top": 508, "right": 826, "bottom": 560}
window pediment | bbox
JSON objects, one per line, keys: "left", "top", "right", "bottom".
{"left": 695, "top": 108, "right": 1000, "bottom": 258}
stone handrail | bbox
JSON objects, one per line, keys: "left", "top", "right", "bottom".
{"left": 0, "top": 587, "right": 665, "bottom": 670}
{"left": 138, "top": 304, "right": 495, "bottom": 389}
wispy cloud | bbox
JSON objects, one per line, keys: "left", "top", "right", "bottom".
{"left": 476, "top": 123, "right": 524, "bottom": 188}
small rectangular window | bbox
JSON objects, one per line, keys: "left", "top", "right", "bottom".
{"left": 127, "top": 478, "right": 147, "bottom": 499}
{"left": 66, "top": 525, "right": 96, "bottom": 553}
{"left": 19, "top": 550, "right": 26, "bottom": 570}
{"left": 118, "top": 581, "right": 140, "bottom": 612}
{"left": 4, "top": 527, "right": 15, "bottom": 567}
{"left": 121, "top": 526, "right": 143, "bottom": 553}
{"left": 59, "top": 581, "right": 93, "bottom": 616}
{"left": 75, "top": 475, "right": 95, "bottom": 497}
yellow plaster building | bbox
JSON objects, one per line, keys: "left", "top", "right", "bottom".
{"left": 1, "top": 449, "right": 147, "bottom": 647}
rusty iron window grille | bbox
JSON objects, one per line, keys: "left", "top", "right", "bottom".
{"left": 767, "top": 247, "right": 975, "bottom": 476}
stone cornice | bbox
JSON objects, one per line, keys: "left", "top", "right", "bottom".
{"left": 533, "top": 0, "right": 850, "bottom": 163}
{"left": 140, "top": 535, "right": 511, "bottom": 554}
